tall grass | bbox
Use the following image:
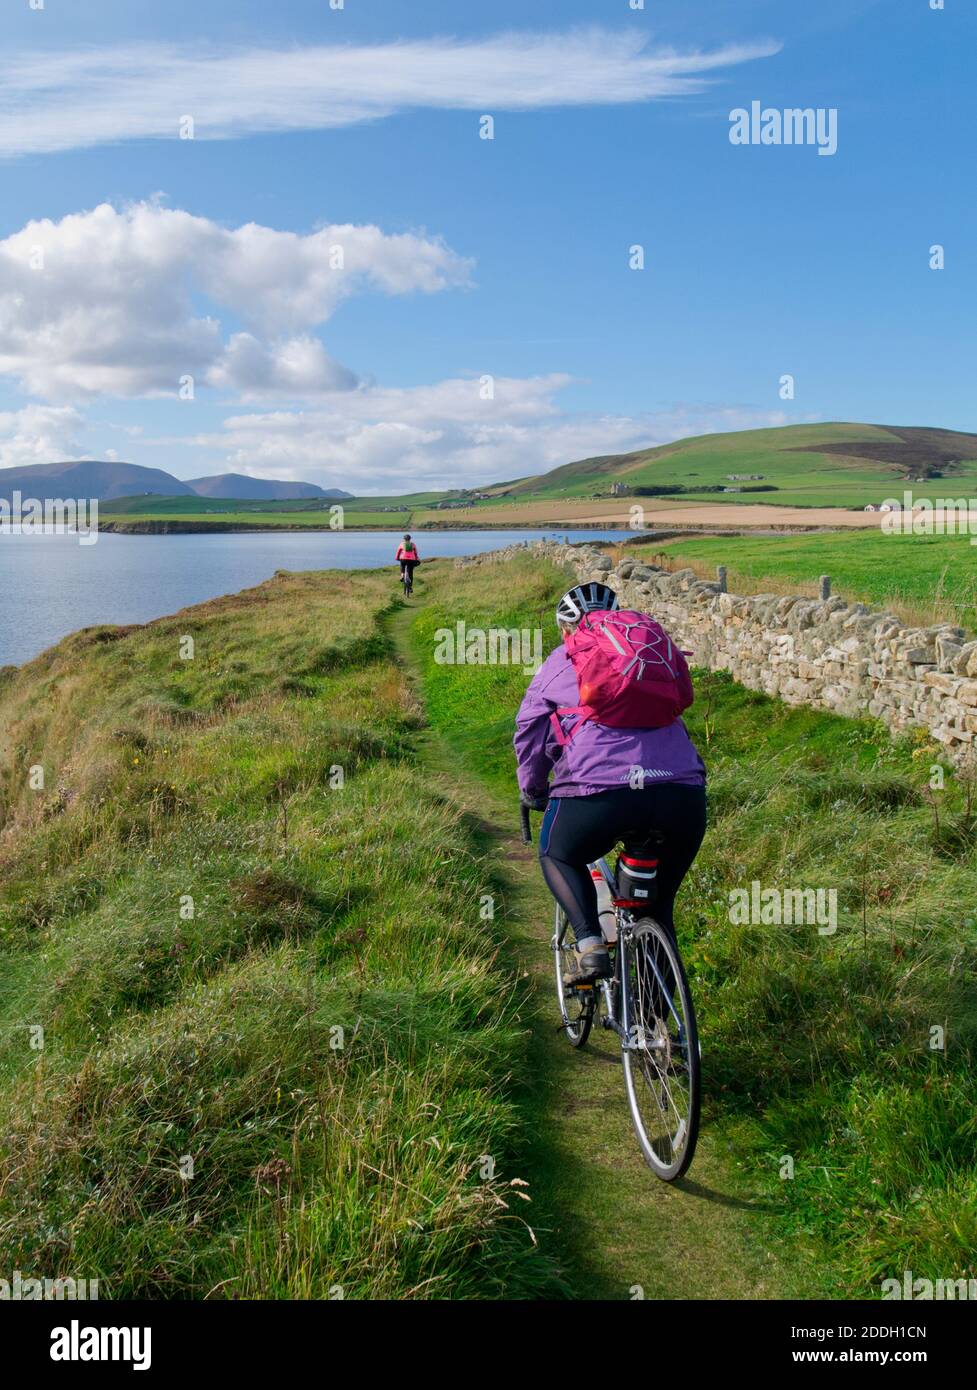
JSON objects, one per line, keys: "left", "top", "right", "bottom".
{"left": 0, "top": 568, "right": 560, "bottom": 1298}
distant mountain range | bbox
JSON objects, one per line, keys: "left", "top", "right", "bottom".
{"left": 186, "top": 472, "right": 348, "bottom": 500}
{"left": 8, "top": 424, "right": 977, "bottom": 515}
{"left": 0, "top": 459, "right": 352, "bottom": 503}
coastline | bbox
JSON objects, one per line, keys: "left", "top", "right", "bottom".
{"left": 96, "top": 516, "right": 873, "bottom": 537}
{"left": 96, "top": 517, "right": 635, "bottom": 535}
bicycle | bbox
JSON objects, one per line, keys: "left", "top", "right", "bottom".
{"left": 400, "top": 565, "right": 415, "bottom": 598}
{"left": 521, "top": 803, "right": 701, "bottom": 1181}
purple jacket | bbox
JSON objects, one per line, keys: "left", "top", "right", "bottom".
{"left": 514, "top": 642, "right": 706, "bottom": 798}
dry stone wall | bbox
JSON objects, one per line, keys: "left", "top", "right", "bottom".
{"left": 479, "top": 540, "right": 977, "bottom": 761}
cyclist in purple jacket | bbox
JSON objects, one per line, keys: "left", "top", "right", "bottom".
{"left": 514, "top": 582, "right": 707, "bottom": 984}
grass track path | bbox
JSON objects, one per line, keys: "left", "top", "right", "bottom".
{"left": 387, "top": 598, "right": 813, "bottom": 1301}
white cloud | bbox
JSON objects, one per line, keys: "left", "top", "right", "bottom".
{"left": 0, "top": 30, "right": 782, "bottom": 157}
{"left": 210, "top": 334, "right": 358, "bottom": 396}
{"left": 0, "top": 202, "right": 470, "bottom": 399}
{"left": 170, "top": 377, "right": 793, "bottom": 493}
{"left": 0, "top": 404, "right": 85, "bottom": 469}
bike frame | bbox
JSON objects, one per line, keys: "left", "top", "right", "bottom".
{"left": 583, "top": 855, "right": 685, "bottom": 1048}
{"left": 521, "top": 802, "right": 682, "bottom": 1046}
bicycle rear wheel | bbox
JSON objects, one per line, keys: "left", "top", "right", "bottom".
{"left": 553, "top": 905, "right": 595, "bottom": 1048}
{"left": 621, "top": 917, "right": 700, "bottom": 1180}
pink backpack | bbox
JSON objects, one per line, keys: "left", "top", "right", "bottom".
{"left": 550, "top": 609, "right": 693, "bottom": 745}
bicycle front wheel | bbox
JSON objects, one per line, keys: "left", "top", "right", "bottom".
{"left": 553, "top": 905, "right": 594, "bottom": 1048}
{"left": 621, "top": 917, "right": 700, "bottom": 1180}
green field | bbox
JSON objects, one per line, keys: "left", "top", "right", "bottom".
{"left": 100, "top": 493, "right": 442, "bottom": 515}
{"left": 100, "top": 508, "right": 407, "bottom": 531}
{"left": 653, "top": 530, "right": 977, "bottom": 629}
{"left": 98, "top": 490, "right": 447, "bottom": 532}
{"left": 99, "top": 495, "right": 334, "bottom": 515}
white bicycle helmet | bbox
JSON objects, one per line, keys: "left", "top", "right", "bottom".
{"left": 555, "top": 581, "right": 619, "bottom": 628}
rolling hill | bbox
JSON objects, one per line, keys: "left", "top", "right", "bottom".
{"left": 484, "top": 423, "right": 977, "bottom": 506}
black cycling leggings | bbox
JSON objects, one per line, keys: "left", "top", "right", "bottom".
{"left": 538, "top": 783, "right": 707, "bottom": 947}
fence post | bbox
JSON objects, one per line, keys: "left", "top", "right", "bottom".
{"left": 819, "top": 574, "right": 831, "bottom": 600}
{"left": 717, "top": 565, "right": 727, "bottom": 593}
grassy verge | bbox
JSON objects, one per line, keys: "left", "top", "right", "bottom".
{"left": 650, "top": 531, "right": 977, "bottom": 631}
{"left": 408, "top": 551, "right": 977, "bottom": 1296}
{"left": 0, "top": 568, "right": 561, "bottom": 1298}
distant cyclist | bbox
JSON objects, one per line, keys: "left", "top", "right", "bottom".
{"left": 514, "top": 582, "right": 706, "bottom": 984}
{"left": 396, "top": 534, "right": 420, "bottom": 590}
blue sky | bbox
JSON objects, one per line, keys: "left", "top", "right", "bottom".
{"left": 0, "top": 0, "right": 972, "bottom": 492}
